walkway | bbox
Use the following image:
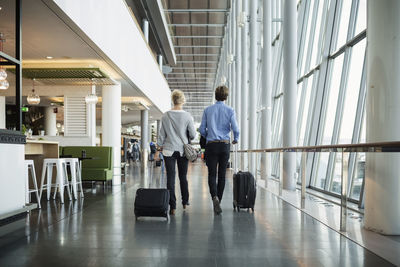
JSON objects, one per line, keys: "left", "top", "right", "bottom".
{"left": 0, "top": 162, "right": 394, "bottom": 266}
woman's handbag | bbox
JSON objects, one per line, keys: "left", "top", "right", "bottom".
{"left": 167, "top": 113, "right": 197, "bottom": 162}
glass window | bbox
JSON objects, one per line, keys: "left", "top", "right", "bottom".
{"left": 351, "top": 152, "right": 365, "bottom": 200}
{"left": 314, "top": 153, "right": 330, "bottom": 189}
{"left": 300, "top": 1, "right": 315, "bottom": 76}
{"left": 338, "top": 39, "right": 366, "bottom": 144}
{"left": 321, "top": 53, "right": 344, "bottom": 145}
{"left": 310, "top": 0, "right": 325, "bottom": 68}
{"left": 335, "top": 0, "right": 352, "bottom": 51}
{"left": 299, "top": 76, "right": 314, "bottom": 146}
{"left": 355, "top": 0, "right": 367, "bottom": 35}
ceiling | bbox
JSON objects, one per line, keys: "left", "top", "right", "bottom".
{"left": 163, "top": 0, "right": 229, "bottom": 122}
{"left": 0, "top": 0, "right": 163, "bottom": 125}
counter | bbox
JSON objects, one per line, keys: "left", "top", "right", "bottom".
{"left": 0, "top": 129, "right": 28, "bottom": 219}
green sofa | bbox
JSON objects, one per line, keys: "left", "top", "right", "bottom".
{"left": 61, "top": 146, "right": 113, "bottom": 182}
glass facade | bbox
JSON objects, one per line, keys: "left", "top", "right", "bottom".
{"left": 263, "top": 0, "right": 367, "bottom": 203}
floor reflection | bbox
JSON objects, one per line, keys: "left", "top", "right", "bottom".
{"left": 0, "top": 161, "right": 395, "bottom": 267}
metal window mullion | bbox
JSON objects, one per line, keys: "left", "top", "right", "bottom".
{"left": 302, "top": 0, "right": 320, "bottom": 77}
{"left": 326, "top": 0, "right": 360, "bottom": 191}
{"left": 296, "top": 79, "right": 309, "bottom": 144}
{"left": 308, "top": 0, "right": 340, "bottom": 187}
{"left": 340, "top": 0, "right": 363, "bottom": 196}
{"left": 296, "top": 0, "right": 311, "bottom": 78}
{"left": 324, "top": 47, "right": 352, "bottom": 191}
{"left": 348, "top": 48, "right": 367, "bottom": 201}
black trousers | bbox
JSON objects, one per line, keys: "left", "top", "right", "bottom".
{"left": 206, "top": 142, "right": 230, "bottom": 201}
{"left": 164, "top": 151, "right": 189, "bottom": 209}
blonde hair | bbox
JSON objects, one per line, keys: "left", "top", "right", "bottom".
{"left": 171, "top": 89, "right": 186, "bottom": 105}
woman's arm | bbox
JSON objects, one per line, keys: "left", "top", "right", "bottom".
{"left": 187, "top": 115, "right": 196, "bottom": 140}
{"left": 157, "top": 118, "right": 166, "bottom": 147}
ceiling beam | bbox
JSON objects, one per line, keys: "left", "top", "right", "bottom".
{"left": 165, "top": 9, "right": 228, "bottom": 13}
{"left": 174, "top": 36, "right": 223, "bottom": 38}
{"left": 176, "top": 54, "right": 219, "bottom": 56}
{"left": 169, "top": 24, "right": 225, "bottom": 27}
{"left": 175, "top": 45, "right": 221, "bottom": 48}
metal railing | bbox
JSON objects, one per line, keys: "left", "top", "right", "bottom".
{"left": 233, "top": 141, "right": 400, "bottom": 232}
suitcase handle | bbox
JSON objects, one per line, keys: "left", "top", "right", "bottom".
{"left": 234, "top": 143, "right": 239, "bottom": 173}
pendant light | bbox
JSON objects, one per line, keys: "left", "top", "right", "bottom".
{"left": 85, "top": 81, "right": 98, "bottom": 104}
{"left": 27, "top": 79, "right": 40, "bottom": 105}
{"left": 0, "top": 33, "right": 9, "bottom": 90}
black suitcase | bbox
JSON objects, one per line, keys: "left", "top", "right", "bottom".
{"left": 134, "top": 188, "right": 169, "bottom": 220}
{"left": 155, "top": 159, "right": 162, "bottom": 167}
{"left": 233, "top": 171, "right": 256, "bottom": 212}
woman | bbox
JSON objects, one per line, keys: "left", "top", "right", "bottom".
{"left": 157, "top": 90, "right": 196, "bottom": 215}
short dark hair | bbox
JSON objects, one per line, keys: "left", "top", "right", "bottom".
{"left": 215, "top": 86, "right": 229, "bottom": 101}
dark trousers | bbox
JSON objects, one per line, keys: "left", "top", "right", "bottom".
{"left": 164, "top": 151, "right": 189, "bottom": 209}
{"left": 206, "top": 142, "right": 230, "bottom": 201}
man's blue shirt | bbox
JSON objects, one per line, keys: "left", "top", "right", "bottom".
{"left": 199, "top": 101, "right": 240, "bottom": 143}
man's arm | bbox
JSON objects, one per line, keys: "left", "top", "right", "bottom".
{"left": 199, "top": 109, "right": 207, "bottom": 138}
{"left": 231, "top": 110, "right": 240, "bottom": 143}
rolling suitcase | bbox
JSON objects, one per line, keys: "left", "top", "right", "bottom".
{"left": 155, "top": 159, "right": 162, "bottom": 167}
{"left": 134, "top": 161, "right": 169, "bottom": 220}
{"left": 232, "top": 145, "right": 256, "bottom": 212}
{"left": 134, "top": 188, "right": 169, "bottom": 220}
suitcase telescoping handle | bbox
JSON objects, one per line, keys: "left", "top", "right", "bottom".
{"left": 234, "top": 143, "right": 239, "bottom": 173}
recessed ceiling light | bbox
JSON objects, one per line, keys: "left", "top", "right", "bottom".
{"left": 46, "top": 56, "right": 53, "bottom": 59}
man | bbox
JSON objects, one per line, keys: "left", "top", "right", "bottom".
{"left": 199, "top": 86, "right": 239, "bottom": 214}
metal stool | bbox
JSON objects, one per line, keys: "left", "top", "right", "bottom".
{"left": 25, "top": 160, "right": 41, "bottom": 209}
{"left": 39, "top": 158, "right": 72, "bottom": 204}
{"left": 63, "top": 158, "right": 84, "bottom": 199}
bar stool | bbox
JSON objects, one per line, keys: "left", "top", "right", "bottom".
{"left": 63, "top": 158, "right": 84, "bottom": 199}
{"left": 39, "top": 158, "right": 72, "bottom": 204}
{"left": 25, "top": 160, "right": 41, "bottom": 209}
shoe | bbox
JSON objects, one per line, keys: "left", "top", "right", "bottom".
{"left": 183, "top": 202, "right": 190, "bottom": 209}
{"left": 169, "top": 209, "right": 175, "bottom": 215}
{"left": 212, "top": 197, "right": 222, "bottom": 214}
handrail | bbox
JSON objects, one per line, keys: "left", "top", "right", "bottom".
{"left": 235, "top": 141, "right": 400, "bottom": 153}
{"left": 231, "top": 140, "right": 400, "bottom": 233}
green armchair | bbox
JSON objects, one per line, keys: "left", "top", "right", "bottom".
{"left": 61, "top": 146, "right": 113, "bottom": 182}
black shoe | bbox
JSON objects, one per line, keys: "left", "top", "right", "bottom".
{"left": 212, "top": 197, "right": 222, "bottom": 214}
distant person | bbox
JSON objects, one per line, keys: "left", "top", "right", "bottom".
{"left": 158, "top": 90, "right": 196, "bottom": 215}
{"left": 127, "top": 142, "right": 133, "bottom": 163}
{"left": 132, "top": 141, "right": 140, "bottom": 162}
{"left": 149, "top": 141, "right": 156, "bottom": 161}
{"left": 199, "top": 85, "right": 239, "bottom": 215}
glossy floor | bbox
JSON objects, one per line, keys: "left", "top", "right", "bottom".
{"left": 0, "top": 162, "right": 394, "bottom": 267}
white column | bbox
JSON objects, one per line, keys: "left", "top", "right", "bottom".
{"left": 44, "top": 107, "right": 57, "bottom": 136}
{"left": 0, "top": 96, "right": 5, "bottom": 129}
{"left": 248, "top": 0, "right": 258, "bottom": 173}
{"left": 282, "top": 0, "right": 297, "bottom": 190}
{"left": 365, "top": 0, "right": 400, "bottom": 235}
{"left": 102, "top": 83, "right": 122, "bottom": 185}
{"left": 142, "top": 19, "right": 149, "bottom": 43}
{"left": 230, "top": 3, "right": 236, "bottom": 110}
{"left": 235, "top": 0, "right": 242, "bottom": 143}
{"left": 240, "top": 0, "right": 249, "bottom": 170}
{"left": 87, "top": 85, "right": 97, "bottom": 146}
{"left": 141, "top": 109, "right": 149, "bottom": 171}
{"left": 260, "top": 0, "right": 272, "bottom": 180}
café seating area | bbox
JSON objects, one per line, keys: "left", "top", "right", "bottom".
{"left": 60, "top": 146, "right": 113, "bottom": 183}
